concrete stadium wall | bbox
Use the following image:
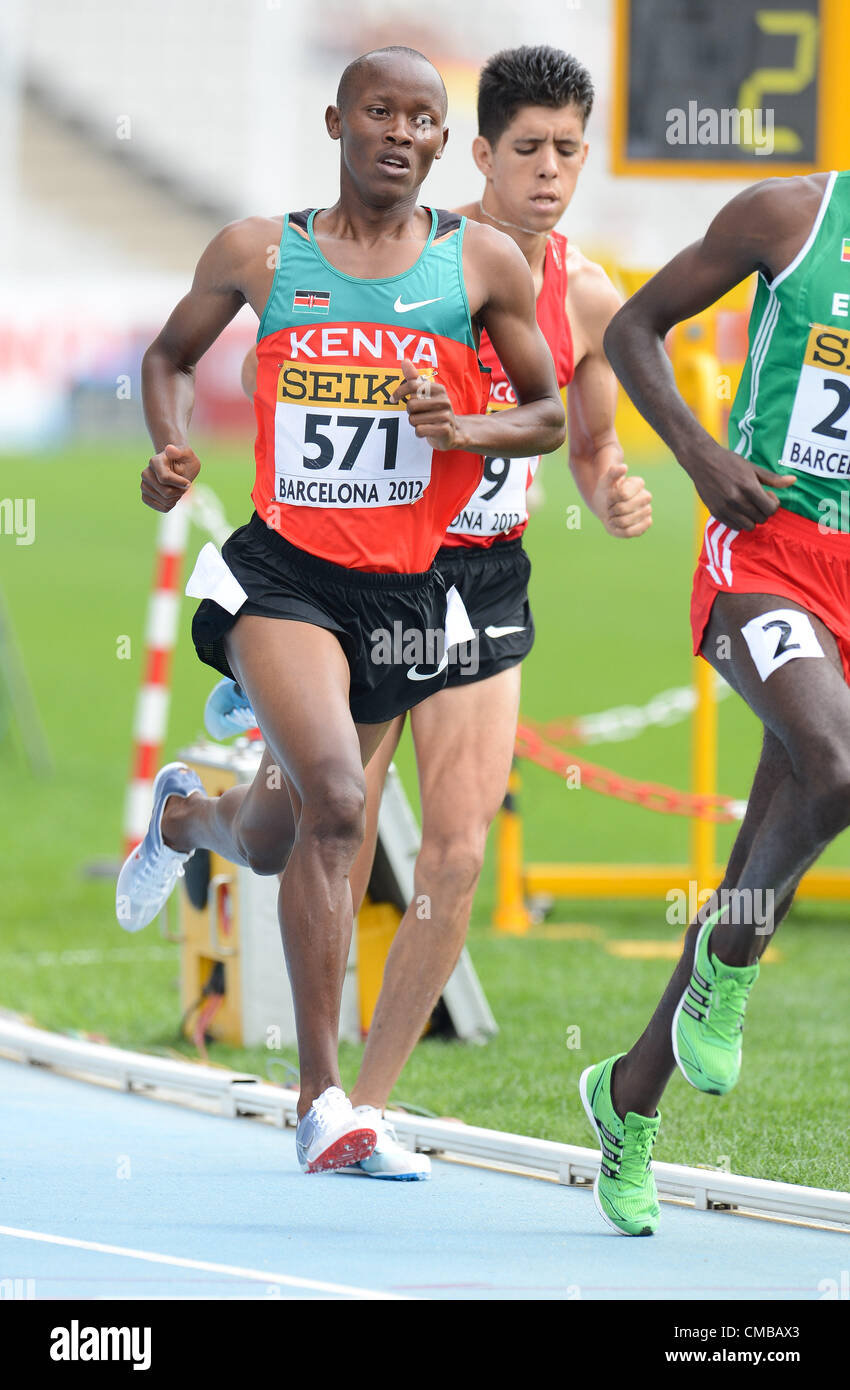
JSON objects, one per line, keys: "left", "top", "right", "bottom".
{"left": 8, "top": 0, "right": 757, "bottom": 278}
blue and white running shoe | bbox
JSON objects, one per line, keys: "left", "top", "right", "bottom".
{"left": 204, "top": 678, "right": 258, "bottom": 741}
{"left": 116, "top": 762, "right": 204, "bottom": 932}
{"left": 340, "top": 1107, "right": 432, "bottom": 1180}
{"left": 295, "top": 1087, "right": 377, "bottom": 1174}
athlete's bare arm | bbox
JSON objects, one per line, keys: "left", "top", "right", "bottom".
{"left": 604, "top": 175, "right": 827, "bottom": 532}
{"left": 566, "top": 253, "right": 652, "bottom": 539}
{"left": 392, "top": 222, "right": 565, "bottom": 456}
{"left": 141, "top": 217, "right": 278, "bottom": 511}
{"left": 241, "top": 346, "right": 258, "bottom": 399}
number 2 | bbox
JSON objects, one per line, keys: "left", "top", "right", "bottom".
{"left": 736, "top": 9, "right": 819, "bottom": 155}
{"left": 762, "top": 618, "right": 801, "bottom": 659}
{"left": 812, "top": 378, "right": 850, "bottom": 441}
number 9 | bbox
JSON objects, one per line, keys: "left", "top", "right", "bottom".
{"left": 481, "top": 457, "right": 510, "bottom": 501}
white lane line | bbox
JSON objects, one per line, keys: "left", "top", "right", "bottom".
{"left": 0, "top": 1226, "right": 407, "bottom": 1301}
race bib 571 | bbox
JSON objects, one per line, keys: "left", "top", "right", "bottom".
{"left": 274, "top": 360, "right": 433, "bottom": 508}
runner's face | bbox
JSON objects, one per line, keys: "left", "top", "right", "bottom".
{"left": 479, "top": 103, "right": 588, "bottom": 230}
{"left": 332, "top": 65, "right": 447, "bottom": 203}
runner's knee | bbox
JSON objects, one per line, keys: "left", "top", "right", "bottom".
{"left": 805, "top": 761, "right": 850, "bottom": 842}
{"left": 299, "top": 768, "right": 367, "bottom": 847}
{"left": 786, "top": 727, "right": 850, "bottom": 840}
{"left": 417, "top": 831, "right": 486, "bottom": 901}
{"left": 234, "top": 815, "right": 294, "bottom": 876}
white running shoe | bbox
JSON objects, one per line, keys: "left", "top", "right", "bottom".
{"left": 295, "top": 1087, "right": 378, "bottom": 1174}
{"left": 116, "top": 762, "right": 203, "bottom": 932}
{"left": 340, "top": 1107, "right": 432, "bottom": 1180}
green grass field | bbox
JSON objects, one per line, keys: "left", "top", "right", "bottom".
{"left": 1, "top": 436, "right": 848, "bottom": 1191}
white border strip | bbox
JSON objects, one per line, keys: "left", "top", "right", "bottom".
{"left": 769, "top": 170, "right": 838, "bottom": 290}
{"left": 704, "top": 519, "right": 725, "bottom": 585}
{"left": 1, "top": 1017, "right": 847, "bottom": 1228}
{"left": 734, "top": 290, "right": 780, "bottom": 458}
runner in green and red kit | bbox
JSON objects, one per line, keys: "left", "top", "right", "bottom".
{"left": 582, "top": 170, "right": 850, "bottom": 1234}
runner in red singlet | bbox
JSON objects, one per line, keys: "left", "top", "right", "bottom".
{"left": 341, "top": 48, "right": 653, "bottom": 1177}
{"left": 115, "top": 46, "right": 565, "bottom": 1174}
{"left": 442, "top": 220, "right": 573, "bottom": 552}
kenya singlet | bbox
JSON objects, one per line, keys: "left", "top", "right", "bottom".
{"left": 443, "top": 228, "right": 573, "bottom": 549}
{"left": 252, "top": 208, "right": 489, "bottom": 573}
{"left": 730, "top": 169, "right": 850, "bottom": 522}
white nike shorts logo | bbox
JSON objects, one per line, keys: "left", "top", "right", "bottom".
{"left": 484, "top": 624, "right": 526, "bottom": 639}
{"left": 406, "top": 651, "right": 450, "bottom": 681}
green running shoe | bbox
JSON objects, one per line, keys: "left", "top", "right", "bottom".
{"left": 672, "top": 906, "right": 759, "bottom": 1095}
{"left": 579, "top": 1054, "right": 660, "bottom": 1236}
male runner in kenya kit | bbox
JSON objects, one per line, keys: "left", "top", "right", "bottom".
{"left": 116, "top": 46, "right": 564, "bottom": 1174}
{"left": 580, "top": 170, "right": 850, "bottom": 1234}
{"left": 207, "top": 47, "right": 652, "bottom": 1179}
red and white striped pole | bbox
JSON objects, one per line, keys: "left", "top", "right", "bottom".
{"left": 122, "top": 498, "right": 192, "bottom": 856}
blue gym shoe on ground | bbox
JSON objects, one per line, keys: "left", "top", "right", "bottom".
{"left": 204, "top": 677, "right": 258, "bottom": 740}
{"left": 116, "top": 762, "right": 204, "bottom": 932}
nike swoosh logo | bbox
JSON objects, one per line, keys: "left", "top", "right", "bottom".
{"left": 393, "top": 296, "right": 443, "bottom": 313}
{"left": 484, "top": 624, "right": 526, "bottom": 638}
{"left": 406, "top": 651, "right": 449, "bottom": 681}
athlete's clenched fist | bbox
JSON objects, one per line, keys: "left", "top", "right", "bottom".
{"left": 141, "top": 443, "right": 201, "bottom": 512}
{"left": 593, "top": 461, "right": 653, "bottom": 539}
{"left": 391, "top": 357, "right": 462, "bottom": 451}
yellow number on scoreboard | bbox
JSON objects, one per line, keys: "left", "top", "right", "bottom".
{"left": 737, "top": 9, "right": 820, "bottom": 155}
{"left": 611, "top": 0, "right": 850, "bottom": 179}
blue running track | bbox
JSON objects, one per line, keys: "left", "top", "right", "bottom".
{"left": 1, "top": 1059, "right": 846, "bottom": 1301}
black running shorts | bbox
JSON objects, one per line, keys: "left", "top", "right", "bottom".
{"left": 435, "top": 537, "right": 534, "bottom": 688}
{"left": 191, "top": 512, "right": 450, "bottom": 724}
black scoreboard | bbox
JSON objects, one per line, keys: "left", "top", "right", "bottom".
{"left": 612, "top": 0, "right": 829, "bottom": 176}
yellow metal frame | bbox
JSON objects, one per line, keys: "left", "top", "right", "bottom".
{"left": 610, "top": 0, "right": 850, "bottom": 179}
{"left": 180, "top": 759, "right": 243, "bottom": 1044}
{"left": 495, "top": 297, "right": 850, "bottom": 929}
{"left": 357, "top": 896, "right": 402, "bottom": 1035}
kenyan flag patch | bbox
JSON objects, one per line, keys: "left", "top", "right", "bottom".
{"left": 293, "top": 289, "right": 331, "bottom": 314}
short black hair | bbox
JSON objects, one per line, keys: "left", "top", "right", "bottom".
{"left": 478, "top": 46, "right": 594, "bottom": 146}
{"left": 336, "top": 46, "right": 447, "bottom": 117}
